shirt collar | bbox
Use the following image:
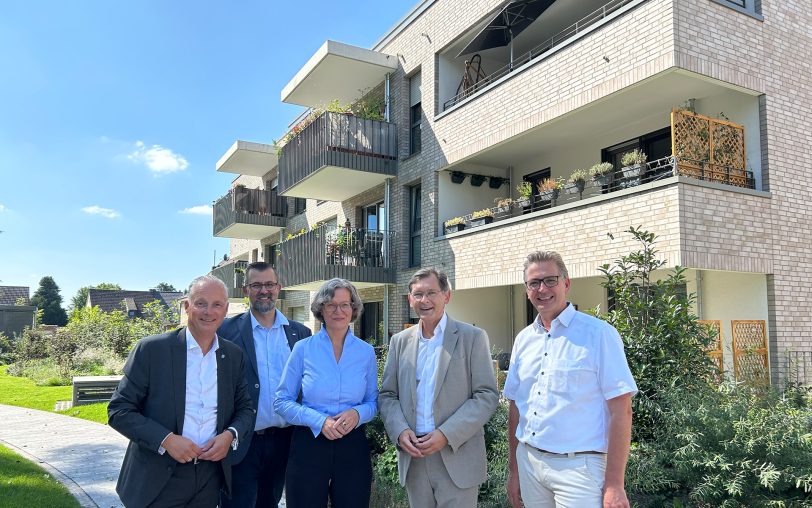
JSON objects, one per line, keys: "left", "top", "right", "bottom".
{"left": 419, "top": 312, "right": 448, "bottom": 341}
{"left": 186, "top": 328, "right": 220, "bottom": 354}
{"left": 249, "top": 308, "right": 289, "bottom": 330}
{"left": 533, "top": 302, "right": 575, "bottom": 332}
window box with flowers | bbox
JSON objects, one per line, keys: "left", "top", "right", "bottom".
{"left": 564, "top": 169, "right": 589, "bottom": 195}
{"left": 444, "top": 216, "right": 465, "bottom": 235}
{"left": 469, "top": 208, "right": 494, "bottom": 228}
{"left": 537, "top": 177, "right": 564, "bottom": 203}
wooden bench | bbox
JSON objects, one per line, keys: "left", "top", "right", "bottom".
{"left": 72, "top": 375, "right": 123, "bottom": 406}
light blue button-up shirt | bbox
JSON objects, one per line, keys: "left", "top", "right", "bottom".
{"left": 251, "top": 309, "right": 291, "bottom": 430}
{"left": 274, "top": 327, "right": 378, "bottom": 437}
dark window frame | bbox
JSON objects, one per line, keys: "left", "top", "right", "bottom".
{"left": 409, "top": 184, "right": 422, "bottom": 267}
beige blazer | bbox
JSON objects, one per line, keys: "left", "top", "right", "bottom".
{"left": 378, "top": 317, "right": 499, "bottom": 488}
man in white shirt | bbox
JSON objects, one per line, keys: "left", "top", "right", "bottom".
{"left": 379, "top": 268, "right": 498, "bottom": 507}
{"left": 505, "top": 251, "right": 637, "bottom": 508}
{"left": 109, "top": 276, "right": 253, "bottom": 508}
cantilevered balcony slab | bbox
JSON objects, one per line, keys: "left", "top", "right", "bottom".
{"left": 213, "top": 188, "right": 287, "bottom": 240}
{"left": 216, "top": 140, "right": 278, "bottom": 177}
{"left": 281, "top": 40, "right": 398, "bottom": 108}
{"left": 279, "top": 111, "right": 397, "bottom": 201}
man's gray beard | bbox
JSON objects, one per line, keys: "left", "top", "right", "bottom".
{"left": 252, "top": 300, "right": 275, "bottom": 314}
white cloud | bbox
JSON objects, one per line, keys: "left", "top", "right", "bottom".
{"left": 179, "top": 205, "right": 213, "bottom": 216}
{"left": 0, "top": 204, "right": 6, "bottom": 212}
{"left": 82, "top": 205, "right": 121, "bottom": 219}
{"left": 127, "top": 140, "right": 189, "bottom": 175}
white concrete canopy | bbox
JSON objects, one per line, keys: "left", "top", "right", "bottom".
{"left": 216, "top": 140, "right": 278, "bottom": 177}
{"left": 281, "top": 165, "right": 391, "bottom": 202}
{"left": 214, "top": 222, "right": 283, "bottom": 240}
{"left": 281, "top": 40, "right": 398, "bottom": 108}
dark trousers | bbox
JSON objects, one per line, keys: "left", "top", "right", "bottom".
{"left": 285, "top": 425, "right": 372, "bottom": 508}
{"left": 148, "top": 460, "right": 222, "bottom": 508}
{"left": 221, "top": 426, "right": 294, "bottom": 508}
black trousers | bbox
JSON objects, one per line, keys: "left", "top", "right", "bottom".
{"left": 285, "top": 424, "right": 372, "bottom": 508}
{"left": 221, "top": 426, "right": 294, "bottom": 508}
{"left": 148, "top": 460, "right": 222, "bottom": 508}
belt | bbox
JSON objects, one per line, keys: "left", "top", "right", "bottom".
{"left": 527, "top": 444, "right": 605, "bottom": 458}
{"left": 255, "top": 426, "right": 289, "bottom": 436}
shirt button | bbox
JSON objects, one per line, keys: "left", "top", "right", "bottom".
{"left": 537, "top": 391, "right": 541, "bottom": 395}
{"left": 532, "top": 432, "right": 536, "bottom": 436}
{"left": 541, "top": 371, "right": 544, "bottom": 375}
{"left": 544, "top": 352, "right": 548, "bottom": 356}
{"left": 534, "top": 411, "right": 537, "bottom": 415}
{"left": 255, "top": 383, "right": 260, "bottom": 389}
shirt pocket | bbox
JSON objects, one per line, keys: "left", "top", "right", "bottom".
{"left": 548, "top": 360, "right": 590, "bottom": 393}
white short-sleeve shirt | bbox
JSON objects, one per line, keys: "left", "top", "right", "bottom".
{"left": 503, "top": 303, "right": 637, "bottom": 453}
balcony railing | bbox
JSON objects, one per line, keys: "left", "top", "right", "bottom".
{"left": 442, "top": 155, "right": 756, "bottom": 234}
{"left": 276, "top": 225, "right": 395, "bottom": 289}
{"left": 210, "top": 261, "right": 248, "bottom": 299}
{"left": 213, "top": 188, "right": 288, "bottom": 238}
{"left": 443, "top": 0, "right": 639, "bottom": 111}
{"left": 278, "top": 111, "right": 397, "bottom": 198}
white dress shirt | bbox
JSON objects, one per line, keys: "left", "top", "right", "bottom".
{"left": 504, "top": 304, "right": 637, "bottom": 453}
{"left": 414, "top": 313, "right": 448, "bottom": 435}
{"left": 181, "top": 330, "right": 220, "bottom": 447}
{"left": 251, "top": 309, "right": 292, "bottom": 430}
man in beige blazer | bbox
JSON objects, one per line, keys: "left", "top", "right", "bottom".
{"left": 379, "top": 268, "right": 499, "bottom": 507}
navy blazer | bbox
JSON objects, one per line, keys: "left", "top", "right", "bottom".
{"left": 217, "top": 310, "right": 312, "bottom": 464}
{"left": 108, "top": 328, "right": 253, "bottom": 508}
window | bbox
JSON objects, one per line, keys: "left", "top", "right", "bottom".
{"left": 602, "top": 127, "right": 673, "bottom": 189}
{"left": 409, "top": 184, "right": 421, "bottom": 267}
{"left": 409, "top": 73, "right": 422, "bottom": 155}
{"left": 360, "top": 301, "right": 383, "bottom": 345}
{"left": 263, "top": 244, "right": 277, "bottom": 268}
{"left": 293, "top": 198, "right": 306, "bottom": 215}
{"left": 712, "top": 0, "right": 761, "bottom": 16}
{"left": 607, "top": 283, "right": 687, "bottom": 312}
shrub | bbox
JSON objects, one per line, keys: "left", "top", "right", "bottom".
{"left": 0, "top": 332, "right": 14, "bottom": 365}
{"left": 627, "top": 384, "right": 812, "bottom": 506}
{"left": 568, "top": 169, "right": 589, "bottom": 183}
{"left": 590, "top": 161, "right": 614, "bottom": 178}
{"left": 621, "top": 148, "right": 647, "bottom": 166}
{"left": 15, "top": 326, "right": 51, "bottom": 362}
{"left": 598, "top": 227, "right": 718, "bottom": 441}
{"left": 48, "top": 328, "right": 79, "bottom": 380}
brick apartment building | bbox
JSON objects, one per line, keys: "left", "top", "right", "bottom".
{"left": 210, "top": 0, "right": 811, "bottom": 385}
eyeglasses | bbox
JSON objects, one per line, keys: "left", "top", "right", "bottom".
{"left": 409, "top": 290, "right": 443, "bottom": 301}
{"left": 325, "top": 302, "right": 353, "bottom": 313}
{"left": 525, "top": 276, "right": 561, "bottom": 291}
{"left": 247, "top": 282, "right": 280, "bottom": 291}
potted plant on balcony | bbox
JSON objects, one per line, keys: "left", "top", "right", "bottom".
{"left": 516, "top": 181, "right": 533, "bottom": 208}
{"left": 589, "top": 162, "right": 614, "bottom": 187}
{"left": 444, "top": 216, "right": 465, "bottom": 235}
{"left": 537, "top": 177, "right": 564, "bottom": 204}
{"left": 620, "top": 149, "right": 647, "bottom": 178}
{"left": 470, "top": 208, "right": 494, "bottom": 228}
{"left": 493, "top": 197, "right": 514, "bottom": 213}
{"left": 565, "top": 169, "right": 589, "bottom": 195}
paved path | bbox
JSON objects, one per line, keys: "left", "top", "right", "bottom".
{"left": 0, "top": 404, "right": 126, "bottom": 508}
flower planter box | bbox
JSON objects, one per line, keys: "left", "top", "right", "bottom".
{"left": 564, "top": 182, "right": 586, "bottom": 195}
{"left": 621, "top": 164, "right": 646, "bottom": 179}
{"left": 444, "top": 223, "right": 465, "bottom": 234}
{"left": 593, "top": 174, "right": 611, "bottom": 187}
{"left": 470, "top": 216, "right": 494, "bottom": 228}
{"left": 538, "top": 188, "right": 560, "bottom": 202}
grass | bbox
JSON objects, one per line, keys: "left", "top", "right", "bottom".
{"left": 0, "top": 366, "right": 108, "bottom": 425}
{"left": 0, "top": 444, "right": 81, "bottom": 508}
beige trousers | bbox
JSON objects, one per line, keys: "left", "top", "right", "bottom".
{"left": 404, "top": 452, "right": 479, "bottom": 508}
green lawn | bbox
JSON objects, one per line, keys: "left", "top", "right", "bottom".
{"left": 0, "top": 444, "right": 81, "bottom": 508}
{"left": 0, "top": 366, "right": 108, "bottom": 425}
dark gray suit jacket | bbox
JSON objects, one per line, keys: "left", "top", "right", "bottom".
{"left": 108, "top": 328, "right": 253, "bottom": 508}
{"left": 217, "top": 310, "right": 311, "bottom": 464}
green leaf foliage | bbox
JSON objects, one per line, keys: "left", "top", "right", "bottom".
{"left": 30, "top": 276, "right": 67, "bottom": 326}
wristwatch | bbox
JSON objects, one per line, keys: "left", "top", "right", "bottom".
{"left": 226, "top": 427, "right": 238, "bottom": 450}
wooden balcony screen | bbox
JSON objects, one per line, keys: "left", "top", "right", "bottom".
{"left": 671, "top": 109, "right": 749, "bottom": 187}
{"left": 210, "top": 260, "right": 248, "bottom": 299}
{"left": 731, "top": 319, "right": 769, "bottom": 384}
{"left": 278, "top": 112, "right": 397, "bottom": 195}
{"left": 698, "top": 320, "right": 724, "bottom": 373}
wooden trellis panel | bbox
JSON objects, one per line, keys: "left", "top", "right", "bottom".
{"left": 671, "top": 109, "right": 749, "bottom": 187}
{"left": 731, "top": 320, "right": 769, "bottom": 384}
{"left": 698, "top": 320, "right": 723, "bottom": 373}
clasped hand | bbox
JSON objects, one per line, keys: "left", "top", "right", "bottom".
{"left": 397, "top": 429, "right": 448, "bottom": 458}
{"left": 321, "top": 408, "right": 360, "bottom": 440}
{"left": 162, "top": 431, "right": 232, "bottom": 463}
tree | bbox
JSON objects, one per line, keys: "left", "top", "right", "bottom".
{"left": 30, "top": 276, "right": 68, "bottom": 326}
{"left": 598, "top": 227, "right": 718, "bottom": 441}
{"left": 154, "top": 282, "right": 178, "bottom": 292}
{"left": 70, "top": 282, "right": 122, "bottom": 311}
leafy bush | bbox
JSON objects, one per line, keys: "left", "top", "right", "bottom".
{"left": 0, "top": 332, "right": 15, "bottom": 365}
{"left": 15, "top": 326, "right": 51, "bottom": 362}
{"left": 627, "top": 384, "right": 812, "bottom": 506}
{"left": 598, "top": 227, "right": 718, "bottom": 441}
{"left": 49, "top": 328, "right": 79, "bottom": 379}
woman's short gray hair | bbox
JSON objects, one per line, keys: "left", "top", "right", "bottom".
{"left": 310, "top": 278, "right": 364, "bottom": 323}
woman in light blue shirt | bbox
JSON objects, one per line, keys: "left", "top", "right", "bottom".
{"left": 274, "top": 278, "right": 378, "bottom": 508}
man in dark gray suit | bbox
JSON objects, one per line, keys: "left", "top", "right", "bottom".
{"left": 108, "top": 275, "right": 253, "bottom": 508}
{"left": 217, "top": 261, "right": 311, "bottom": 508}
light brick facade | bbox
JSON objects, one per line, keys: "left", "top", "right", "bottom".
{"left": 217, "top": 0, "right": 812, "bottom": 384}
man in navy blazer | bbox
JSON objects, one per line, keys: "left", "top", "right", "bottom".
{"left": 217, "top": 261, "right": 312, "bottom": 508}
{"left": 108, "top": 276, "right": 253, "bottom": 508}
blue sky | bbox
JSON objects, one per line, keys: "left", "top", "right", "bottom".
{"left": 0, "top": 0, "right": 415, "bottom": 306}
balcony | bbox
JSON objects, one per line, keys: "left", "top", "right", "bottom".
{"left": 210, "top": 261, "right": 247, "bottom": 299}
{"left": 278, "top": 111, "right": 397, "bottom": 202}
{"left": 213, "top": 188, "right": 288, "bottom": 240}
{"left": 216, "top": 140, "right": 278, "bottom": 177}
{"left": 276, "top": 225, "right": 395, "bottom": 291}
